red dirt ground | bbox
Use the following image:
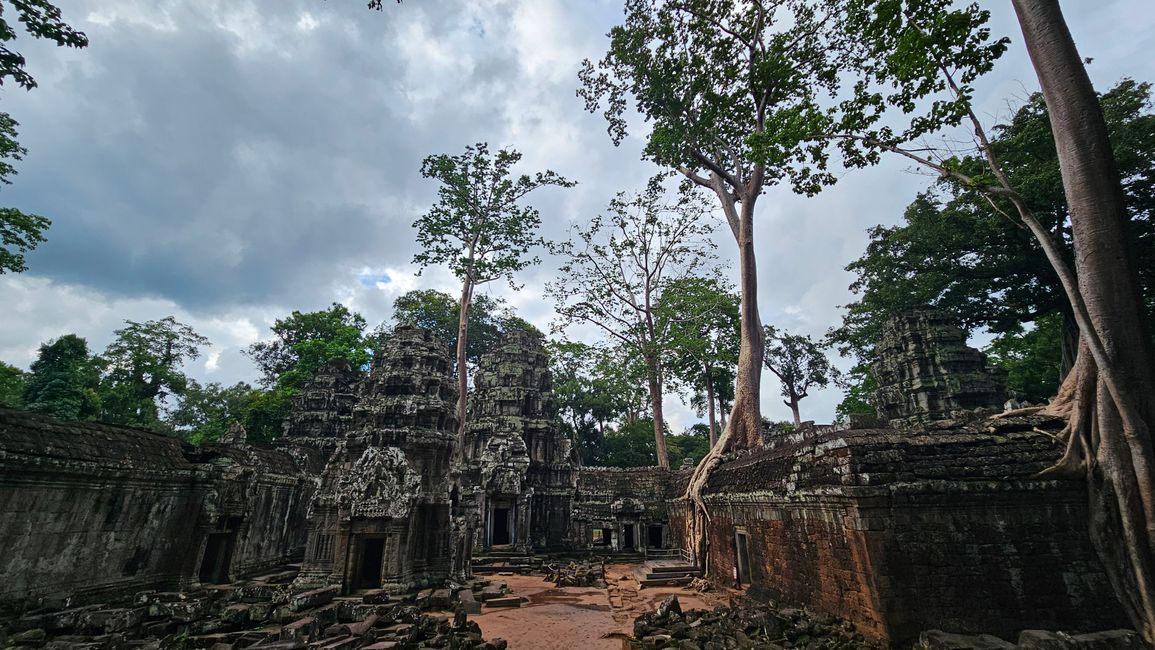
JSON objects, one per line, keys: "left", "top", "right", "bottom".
{"left": 472, "top": 563, "right": 732, "bottom": 650}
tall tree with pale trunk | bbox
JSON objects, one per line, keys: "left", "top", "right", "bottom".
{"left": 547, "top": 183, "right": 716, "bottom": 469}
{"left": 414, "top": 142, "right": 573, "bottom": 459}
{"left": 579, "top": 0, "right": 850, "bottom": 565}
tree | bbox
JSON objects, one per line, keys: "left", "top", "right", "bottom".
{"left": 830, "top": 80, "right": 1155, "bottom": 370}
{"left": 1009, "top": 1, "right": 1155, "bottom": 637}
{"left": 246, "top": 303, "right": 371, "bottom": 389}
{"left": 762, "top": 326, "right": 839, "bottom": 426}
{"left": 666, "top": 424, "right": 712, "bottom": 468}
{"left": 0, "top": 1, "right": 88, "bottom": 273}
{"left": 657, "top": 275, "right": 740, "bottom": 448}
{"left": 415, "top": 142, "right": 573, "bottom": 457}
{"left": 390, "top": 289, "right": 507, "bottom": 365}
{"left": 580, "top": 0, "right": 851, "bottom": 552}
{"left": 98, "top": 317, "right": 209, "bottom": 428}
{"left": 826, "top": 0, "right": 1155, "bottom": 636}
{"left": 984, "top": 314, "right": 1063, "bottom": 404}
{"left": 244, "top": 303, "right": 370, "bottom": 442}
{"left": 548, "top": 339, "right": 649, "bottom": 466}
{"left": 0, "top": 360, "right": 27, "bottom": 408}
{"left": 604, "top": 418, "right": 659, "bottom": 468}
{"left": 167, "top": 380, "right": 257, "bottom": 444}
{"left": 548, "top": 185, "right": 716, "bottom": 468}
{"left": 23, "top": 334, "right": 100, "bottom": 420}
{"left": 834, "top": 363, "right": 877, "bottom": 425}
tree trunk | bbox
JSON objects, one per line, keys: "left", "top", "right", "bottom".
{"left": 455, "top": 278, "right": 474, "bottom": 459}
{"left": 644, "top": 349, "right": 670, "bottom": 469}
{"left": 704, "top": 362, "right": 718, "bottom": 449}
{"left": 729, "top": 197, "right": 765, "bottom": 450}
{"left": 1014, "top": 0, "right": 1155, "bottom": 639}
{"left": 1060, "top": 304, "right": 1079, "bottom": 381}
{"left": 789, "top": 398, "right": 801, "bottom": 427}
{"left": 682, "top": 189, "right": 763, "bottom": 571}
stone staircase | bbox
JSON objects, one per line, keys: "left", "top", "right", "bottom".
{"left": 632, "top": 548, "right": 701, "bottom": 587}
{"left": 470, "top": 548, "right": 542, "bottom": 575}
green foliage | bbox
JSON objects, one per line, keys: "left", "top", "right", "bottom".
{"left": 246, "top": 303, "right": 370, "bottom": 389}
{"left": 414, "top": 142, "right": 573, "bottom": 290}
{"left": 666, "top": 424, "right": 711, "bottom": 468}
{"left": 763, "top": 325, "right": 839, "bottom": 422}
{"left": 548, "top": 339, "right": 649, "bottom": 465}
{"left": 0, "top": 1, "right": 88, "bottom": 274}
{"left": 579, "top": 0, "right": 848, "bottom": 196}
{"left": 390, "top": 289, "right": 507, "bottom": 364}
{"left": 984, "top": 314, "right": 1062, "bottom": 404}
{"left": 656, "top": 275, "right": 740, "bottom": 421}
{"left": 0, "top": 360, "right": 27, "bottom": 408}
{"left": 98, "top": 317, "right": 209, "bottom": 428}
{"left": 167, "top": 380, "right": 257, "bottom": 444}
{"left": 548, "top": 184, "right": 716, "bottom": 448}
{"left": 831, "top": 80, "right": 1155, "bottom": 361}
{"left": 23, "top": 334, "right": 100, "bottom": 420}
{"left": 0, "top": 0, "right": 89, "bottom": 91}
{"left": 242, "top": 303, "right": 369, "bottom": 443}
{"left": 604, "top": 418, "right": 658, "bottom": 468}
{"left": 241, "top": 387, "right": 292, "bottom": 446}
{"left": 834, "top": 363, "right": 877, "bottom": 424}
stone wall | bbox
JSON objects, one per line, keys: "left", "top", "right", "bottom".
{"left": 669, "top": 417, "right": 1126, "bottom": 645}
{"left": 573, "top": 467, "right": 673, "bottom": 552}
{"left": 0, "top": 409, "right": 309, "bottom": 606}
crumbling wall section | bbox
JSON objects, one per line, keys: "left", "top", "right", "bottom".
{"left": 671, "top": 420, "right": 1126, "bottom": 645}
{"left": 0, "top": 410, "right": 310, "bottom": 606}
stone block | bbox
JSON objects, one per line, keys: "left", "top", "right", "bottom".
{"left": 483, "top": 597, "right": 522, "bottom": 608}
{"left": 457, "top": 589, "right": 481, "bottom": 615}
{"left": 290, "top": 586, "right": 339, "bottom": 612}
{"left": 281, "top": 616, "right": 319, "bottom": 642}
{"left": 918, "top": 629, "right": 1014, "bottom": 650}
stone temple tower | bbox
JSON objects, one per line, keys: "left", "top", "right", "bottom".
{"left": 462, "top": 328, "right": 575, "bottom": 554}
{"left": 297, "top": 324, "right": 457, "bottom": 593}
{"left": 873, "top": 308, "right": 1007, "bottom": 429}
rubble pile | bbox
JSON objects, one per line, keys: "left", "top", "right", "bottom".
{"left": 629, "top": 596, "right": 873, "bottom": 650}
{"left": 0, "top": 571, "right": 509, "bottom": 650}
{"left": 543, "top": 560, "right": 606, "bottom": 588}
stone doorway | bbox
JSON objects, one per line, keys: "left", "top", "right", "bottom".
{"left": 735, "top": 529, "right": 751, "bottom": 586}
{"left": 198, "top": 532, "right": 235, "bottom": 584}
{"left": 647, "top": 525, "right": 663, "bottom": 549}
{"left": 354, "top": 537, "right": 385, "bottom": 589}
{"left": 492, "top": 507, "right": 512, "bottom": 546}
{"left": 623, "top": 524, "right": 635, "bottom": 551}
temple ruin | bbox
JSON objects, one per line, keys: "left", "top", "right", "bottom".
{"left": 0, "top": 311, "right": 1135, "bottom": 647}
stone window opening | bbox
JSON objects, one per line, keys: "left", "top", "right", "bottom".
{"left": 734, "top": 527, "right": 751, "bottom": 588}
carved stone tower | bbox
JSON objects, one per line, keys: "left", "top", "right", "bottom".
{"left": 297, "top": 324, "right": 457, "bottom": 592}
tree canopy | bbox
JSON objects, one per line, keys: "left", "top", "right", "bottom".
{"left": 763, "top": 325, "right": 839, "bottom": 426}
{"left": 390, "top": 289, "right": 508, "bottom": 364}
{"left": 97, "top": 316, "right": 209, "bottom": 428}
{"left": 23, "top": 334, "right": 100, "bottom": 421}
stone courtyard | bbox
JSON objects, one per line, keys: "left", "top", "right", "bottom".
{"left": 0, "top": 312, "right": 1142, "bottom": 648}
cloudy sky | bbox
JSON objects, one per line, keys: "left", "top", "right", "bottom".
{"left": 1, "top": 0, "right": 1153, "bottom": 430}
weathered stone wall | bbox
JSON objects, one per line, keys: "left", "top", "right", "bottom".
{"left": 573, "top": 467, "right": 673, "bottom": 551}
{"left": 669, "top": 418, "right": 1126, "bottom": 645}
{"left": 0, "top": 410, "right": 309, "bottom": 606}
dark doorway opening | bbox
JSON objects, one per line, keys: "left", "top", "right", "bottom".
{"left": 592, "top": 528, "right": 612, "bottom": 546}
{"left": 623, "top": 524, "right": 635, "bottom": 550}
{"left": 356, "top": 537, "right": 385, "bottom": 589}
{"left": 735, "top": 530, "right": 751, "bottom": 586}
{"left": 198, "top": 532, "right": 234, "bottom": 584}
{"left": 648, "top": 525, "right": 663, "bottom": 549}
{"left": 492, "top": 508, "right": 511, "bottom": 546}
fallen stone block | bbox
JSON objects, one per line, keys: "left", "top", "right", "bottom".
{"left": 457, "top": 589, "right": 481, "bottom": 615}
{"left": 483, "top": 597, "right": 522, "bottom": 608}
{"left": 281, "top": 616, "right": 319, "bottom": 643}
{"left": 1071, "top": 630, "right": 1146, "bottom": 650}
{"left": 308, "top": 635, "right": 361, "bottom": 649}
{"left": 918, "top": 629, "right": 1014, "bottom": 650}
{"left": 363, "top": 642, "right": 399, "bottom": 650}
{"left": 428, "top": 588, "right": 452, "bottom": 610}
{"left": 290, "top": 586, "right": 339, "bottom": 613}
{"left": 361, "top": 590, "right": 390, "bottom": 605}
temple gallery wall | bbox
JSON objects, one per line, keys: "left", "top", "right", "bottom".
{"left": 0, "top": 311, "right": 1127, "bottom": 645}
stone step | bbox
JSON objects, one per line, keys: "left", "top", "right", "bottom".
{"left": 483, "top": 596, "right": 523, "bottom": 608}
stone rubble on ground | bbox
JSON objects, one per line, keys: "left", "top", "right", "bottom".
{"left": 0, "top": 569, "right": 511, "bottom": 650}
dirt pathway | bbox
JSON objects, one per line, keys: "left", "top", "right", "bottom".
{"left": 472, "top": 564, "right": 731, "bottom": 650}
